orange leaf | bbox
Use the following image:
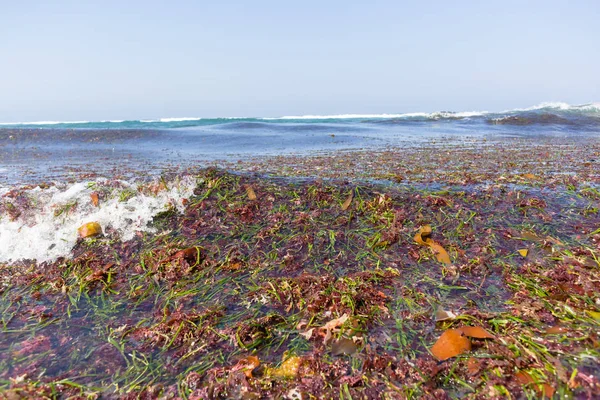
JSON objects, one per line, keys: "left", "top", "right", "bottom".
{"left": 522, "top": 173, "right": 537, "bottom": 180}
{"left": 90, "top": 192, "right": 99, "bottom": 207}
{"left": 429, "top": 241, "right": 451, "bottom": 264}
{"left": 233, "top": 355, "right": 260, "bottom": 378}
{"left": 431, "top": 329, "right": 471, "bottom": 360}
{"left": 414, "top": 225, "right": 451, "bottom": 264}
{"left": 456, "top": 326, "right": 496, "bottom": 339}
{"left": 414, "top": 225, "right": 432, "bottom": 245}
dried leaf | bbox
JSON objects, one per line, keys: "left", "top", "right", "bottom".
{"left": 246, "top": 186, "right": 257, "bottom": 201}
{"left": 522, "top": 173, "right": 537, "bottom": 180}
{"left": 435, "top": 309, "right": 458, "bottom": 322}
{"left": 271, "top": 356, "right": 302, "bottom": 379}
{"left": 90, "top": 192, "right": 99, "bottom": 207}
{"left": 430, "top": 329, "right": 471, "bottom": 360}
{"left": 233, "top": 355, "right": 260, "bottom": 378}
{"left": 545, "top": 325, "right": 567, "bottom": 334}
{"left": 299, "top": 328, "right": 314, "bottom": 340}
{"left": 466, "top": 357, "right": 481, "bottom": 375}
{"left": 515, "top": 371, "right": 555, "bottom": 398}
{"left": 331, "top": 338, "right": 357, "bottom": 356}
{"left": 320, "top": 313, "right": 349, "bottom": 344}
{"left": 456, "top": 326, "right": 496, "bottom": 339}
{"left": 172, "top": 247, "right": 202, "bottom": 264}
{"left": 77, "top": 222, "right": 102, "bottom": 238}
{"left": 341, "top": 190, "right": 354, "bottom": 211}
{"left": 518, "top": 248, "right": 528, "bottom": 257}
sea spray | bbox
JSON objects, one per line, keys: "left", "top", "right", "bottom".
{"left": 0, "top": 175, "right": 197, "bottom": 263}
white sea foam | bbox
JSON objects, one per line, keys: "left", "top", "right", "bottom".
{"left": 0, "top": 120, "right": 91, "bottom": 126}
{"left": 262, "top": 111, "right": 488, "bottom": 120}
{"left": 0, "top": 102, "right": 597, "bottom": 126}
{"left": 138, "top": 117, "right": 204, "bottom": 123}
{"left": 0, "top": 176, "right": 197, "bottom": 264}
{"left": 507, "top": 102, "right": 600, "bottom": 113}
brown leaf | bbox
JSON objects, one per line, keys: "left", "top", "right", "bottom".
{"left": 320, "top": 313, "right": 349, "bottom": 344}
{"left": 246, "top": 186, "right": 257, "bottom": 201}
{"left": 172, "top": 247, "right": 203, "bottom": 264}
{"left": 515, "top": 371, "right": 555, "bottom": 398}
{"left": 77, "top": 222, "right": 102, "bottom": 238}
{"left": 545, "top": 325, "right": 567, "bottom": 334}
{"left": 341, "top": 190, "right": 354, "bottom": 211}
{"left": 90, "top": 192, "right": 99, "bottom": 207}
{"left": 466, "top": 357, "right": 482, "bottom": 375}
{"left": 456, "top": 326, "right": 496, "bottom": 339}
{"left": 430, "top": 329, "right": 471, "bottom": 360}
{"left": 331, "top": 338, "right": 357, "bottom": 356}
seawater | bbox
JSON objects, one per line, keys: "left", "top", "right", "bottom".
{"left": 0, "top": 102, "right": 599, "bottom": 263}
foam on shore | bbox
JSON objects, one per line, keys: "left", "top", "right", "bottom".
{"left": 0, "top": 176, "right": 197, "bottom": 264}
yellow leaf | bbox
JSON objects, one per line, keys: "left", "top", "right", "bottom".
{"left": 430, "top": 329, "right": 471, "bottom": 361}
{"left": 587, "top": 310, "right": 600, "bottom": 321}
{"left": 518, "top": 249, "right": 529, "bottom": 257}
{"left": 271, "top": 356, "right": 302, "bottom": 379}
{"left": 341, "top": 190, "right": 353, "bottom": 211}
{"left": 246, "top": 185, "right": 257, "bottom": 201}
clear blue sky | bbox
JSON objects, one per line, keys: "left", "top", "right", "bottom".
{"left": 1, "top": 0, "right": 598, "bottom": 121}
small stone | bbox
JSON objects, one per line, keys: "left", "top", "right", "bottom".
{"left": 78, "top": 222, "right": 102, "bottom": 238}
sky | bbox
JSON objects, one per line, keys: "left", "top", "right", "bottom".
{"left": 0, "top": 0, "right": 599, "bottom": 121}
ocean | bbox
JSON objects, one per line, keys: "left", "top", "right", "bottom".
{"left": 1, "top": 101, "right": 599, "bottom": 264}
{"left": 1, "top": 102, "right": 599, "bottom": 185}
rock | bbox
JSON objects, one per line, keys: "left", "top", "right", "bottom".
{"left": 78, "top": 222, "right": 102, "bottom": 238}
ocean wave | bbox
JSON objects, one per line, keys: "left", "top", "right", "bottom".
{"left": 0, "top": 176, "right": 196, "bottom": 263}
{"left": 508, "top": 102, "right": 600, "bottom": 113}
{"left": 0, "top": 102, "right": 597, "bottom": 128}
{"left": 488, "top": 113, "right": 572, "bottom": 126}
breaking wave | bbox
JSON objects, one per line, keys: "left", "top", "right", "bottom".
{"left": 0, "top": 176, "right": 197, "bottom": 263}
{"left": 0, "top": 102, "right": 598, "bottom": 129}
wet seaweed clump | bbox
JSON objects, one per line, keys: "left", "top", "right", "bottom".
{"left": 1, "top": 166, "right": 600, "bottom": 399}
